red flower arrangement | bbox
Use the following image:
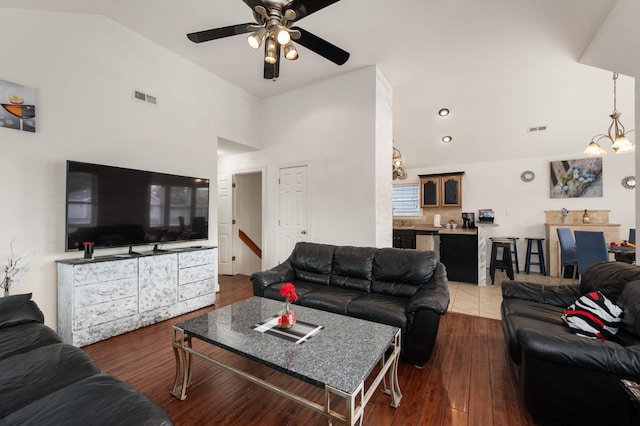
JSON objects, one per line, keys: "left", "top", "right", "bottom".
{"left": 278, "top": 282, "right": 298, "bottom": 329}
{"left": 280, "top": 282, "right": 298, "bottom": 306}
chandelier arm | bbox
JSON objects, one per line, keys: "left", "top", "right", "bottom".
{"left": 607, "top": 118, "right": 618, "bottom": 142}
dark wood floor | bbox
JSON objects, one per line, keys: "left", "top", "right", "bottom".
{"left": 83, "top": 275, "right": 536, "bottom": 425}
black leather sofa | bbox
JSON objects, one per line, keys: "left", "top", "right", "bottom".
{"left": 251, "top": 242, "right": 450, "bottom": 366}
{"left": 0, "top": 293, "right": 173, "bottom": 426}
{"left": 501, "top": 261, "right": 640, "bottom": 426}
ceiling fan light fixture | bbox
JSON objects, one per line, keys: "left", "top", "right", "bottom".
{"left": 247, "top": 27, "right": 267, "bottom": 50}
{"left": 276, "top": 27, "right": 291, "bottom": 45}
{"left": 283, "top": 42, "right": 298, "bottom": 60}
{"left": 264, "top": 37, "right": 278, "bottom": 64}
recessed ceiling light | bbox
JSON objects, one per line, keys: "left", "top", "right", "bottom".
{"left": 438, "top": 108, "right": 450, "bottom": 117}
{"left": 442, "top": 136, "right": 453, "bottom": 143}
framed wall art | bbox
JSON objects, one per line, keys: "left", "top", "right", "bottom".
{"left": 550, "top": 158, "right": 602, "bottom": 198}
{"left": 0, "top": 79, "right": 36, "bottom": 133}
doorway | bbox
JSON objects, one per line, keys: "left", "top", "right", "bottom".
{"left": 217, "top": 171, "right": 263, "bottom": 276}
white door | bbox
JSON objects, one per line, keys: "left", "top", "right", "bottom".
{"left": 217, "top": 174, "right": 233, "bottom": 275}
{"left": 278, "top": 166, "right": 309, "bottom": 263}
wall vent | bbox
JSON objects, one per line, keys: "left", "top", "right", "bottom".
{"left": 133, "top": 90, "right": 158, "bottom": 105}
{"left": 527, "top": 125, "right": 547, "bottom": 133}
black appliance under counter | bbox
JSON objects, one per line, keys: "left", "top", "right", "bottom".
{"left": 439, "top": 233, "right": 479, "bottom": 284}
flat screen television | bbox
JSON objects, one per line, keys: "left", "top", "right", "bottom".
{"left": 65, "top": 160, "right": 209, "bottom": 252}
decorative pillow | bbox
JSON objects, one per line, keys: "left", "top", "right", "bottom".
{"left": 562, "top": 291, "right": 623, "bottom": 340}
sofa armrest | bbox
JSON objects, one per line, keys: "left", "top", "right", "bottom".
{"left": 406, "top": 262, "right": 450, "bottom": 316}
{"left": 250, "top": 261, "right": 295, "bottom": 296}
{"left": 0, "top": 293, "right": 44, "bottom": 328}
{"left": 502, "top": 281, "right": 580, "bottom": 307}
{"left": 518, "top": 327, "right": 640, "bottom": 376}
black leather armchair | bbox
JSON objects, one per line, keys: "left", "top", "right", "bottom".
{"left": 251, "top": 242, "right": 450, "bottom": 366}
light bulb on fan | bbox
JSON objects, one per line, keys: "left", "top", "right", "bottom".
{"left": 276, "top": 27, "right": 291, "bottom": 44}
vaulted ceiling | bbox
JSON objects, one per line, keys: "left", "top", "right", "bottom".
{"left": 1, "top": 0, "right": 638, "bottom": 168}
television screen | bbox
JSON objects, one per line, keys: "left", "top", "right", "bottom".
{"left": 65, "top": 161, "right": 209, "bottom": 252}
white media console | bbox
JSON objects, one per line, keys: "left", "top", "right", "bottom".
{"left": 57, "top": 246, "right": 218, "bottom": 347}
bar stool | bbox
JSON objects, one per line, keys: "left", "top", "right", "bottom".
{"left": 525, "top": 237, "right": 546, "bottom": 275}
{"left": 493, "top": 236, "right": 520, "bottom": 273}
{"left": 490, "top": 238, "right": 515, "bottom": 285}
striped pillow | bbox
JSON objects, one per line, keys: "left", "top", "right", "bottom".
{"left": 562, "top": 291, "right": 623, "bottom": 340}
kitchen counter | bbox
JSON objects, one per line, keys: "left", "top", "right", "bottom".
{"left": 393, "top": 226, "right": 478, "bottom": 235}
{"left": 393, "top": 226, "right": 486, "bottom": 285}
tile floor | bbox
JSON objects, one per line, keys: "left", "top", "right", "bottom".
{"left": 448, "top": 269, "right": 566, "bottom": 320}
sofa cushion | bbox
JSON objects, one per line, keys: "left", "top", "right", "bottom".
{"left": 562, "top": 291, "right": 623, "bottom": 340}
{"left": 0, "top": 322, "right": 62, "bottom": 362}
{"left": 0, "top": 293, "right": 44, "bottom": 328}
{"left": 263, "top": 280, "right": 322, "bottom": 302}
{"left": 579, "top": 261, "right": 640, "bottom": 304}
{"left": 330, "top": 246, "right": 377, "bottom": 292}
{"left": 0, "top": 343, "right": 100, "bottom": 418}
{"left": 347, "top": 293, "right": 407, "bottom": 329}
{"left": 297, "top": 286, "right": 364, "bottom": 315}
{"left": 501, "top": 300, "right": 568, "bottom": 364}
{"left": 0, "top": 374, "right": 174, "bottom": 426}
{"left": 371, "top": 249, "right": 437, "bottom": 298}
{"left": 616, "top": 280, "right": 640, "bottom": 339}
{"left": 290, "top": 242, "right": 336, "bottom": 285}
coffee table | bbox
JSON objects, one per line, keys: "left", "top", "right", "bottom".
{"left": 171, "top": 297, "right": 402, "bottom": 425}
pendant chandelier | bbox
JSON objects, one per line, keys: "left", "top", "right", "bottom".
{"left": 584, "top": 72, "right": 635, "bottom": 156}
{"left": 393, "top": 147, "right": 407, "bottom": 180}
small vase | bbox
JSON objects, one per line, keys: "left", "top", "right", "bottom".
{"left": 277, "top": 309, "right": 296, "bottom": 329}
{"left": 561, "top": 216, "right": 568, "bottom": 224}
{"left": 2, "top": 278, "right": 9, "bottom": 297}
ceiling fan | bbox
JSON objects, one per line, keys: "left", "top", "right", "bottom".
{"left": 187, "top": 0, "right": 350, "bottom": 80}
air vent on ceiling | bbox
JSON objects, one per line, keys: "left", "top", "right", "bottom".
{"left": 527, "top": 125, "right": 547, "bottom": 133}
{"left": 133, "top": 90, "right": 157, "bottom": 105}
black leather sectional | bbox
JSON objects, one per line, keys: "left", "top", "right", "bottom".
{"left": 251, "top": 242, "right": 450, "bottom": 366}
{"left": 0, "top": 293, "right": 173, "bottom": 426}
{"left": 501, "top": 261, "right": 640, "bottom": 426}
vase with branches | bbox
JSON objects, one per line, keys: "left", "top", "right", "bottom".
{"left": 1, "top": 239, "right": 34, "bottom": 297}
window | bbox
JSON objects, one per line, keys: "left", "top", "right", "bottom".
{"left": 67, "top": 172, "right": 96, "bottom": 226}
{"left": 169, "top": 186, "right": 192, "bottom": 226}
{"left": 149, "top": 184, "right": 166, "bottom": 226}
{"left": 392, "top": 184, "right": 420, "bottom": 216}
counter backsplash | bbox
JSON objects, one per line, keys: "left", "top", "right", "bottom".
{"left": 394, "top": 207, "right": 463, "bottom": 228}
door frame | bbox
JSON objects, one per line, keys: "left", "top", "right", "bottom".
{"left": 218, "top": 166, "right": 266, "bottom": 274}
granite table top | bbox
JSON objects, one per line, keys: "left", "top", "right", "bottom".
{"left": 174, "top": 296, "right": 399, "bottom": 394}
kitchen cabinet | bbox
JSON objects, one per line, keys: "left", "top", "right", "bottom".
{"left": 419, "top": 173, "right": 463, "bottom": 208}
{"left": 393, "top": 229, "right": 416, "bottom": 249}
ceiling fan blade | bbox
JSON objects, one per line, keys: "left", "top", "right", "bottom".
{"left": 187, "top": 23, "right": 253, "bottom": 43}
{"left": 292, "top": 26, "right": 349, "bottom": 65}
{"left": 264, "top": 44, "right": 281, "bottom": 80}
{"left": 285, "top": 0, "right": 341, "bottom": 22}
{"left": 242, "top": 0, "right": 266, "bottom": 10}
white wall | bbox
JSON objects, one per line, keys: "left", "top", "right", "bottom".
{"left": 219, "top": 66, "right": 389, "bottom": 269}
{"left": 406, "top": 150, "right": 635, "bottom": 261}
{"left": 0, "top": 9, "right": 260, "bottom": 327}
{"left": 374, "top": 68, "right": 394, "bottom": 247}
